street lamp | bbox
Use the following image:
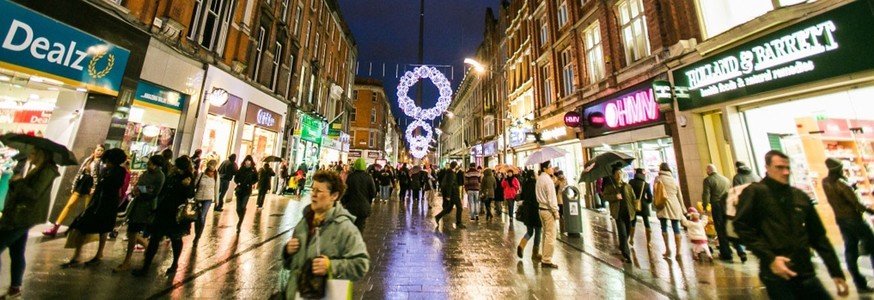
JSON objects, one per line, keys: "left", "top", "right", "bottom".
{"left": 464, "top": 58, "right": 486, "bottom": 74}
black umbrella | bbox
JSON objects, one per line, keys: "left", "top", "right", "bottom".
{"left": 262, "top": 155, "right": 282, "bottom": 163}
{"left": 0, "top": 133, "right": 78, "bottom": 166}
{"left": 579, "top": 151, "right": 635, "bottom": 183}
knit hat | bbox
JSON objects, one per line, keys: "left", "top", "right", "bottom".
{"left": 825, "top": 158, "right": 843, "bottom": 172}
{"left": 353, "top": 158, "right": 367, "bottom": 171}
{"left": 688, "top": 207, "right": 698, "bottom": 215}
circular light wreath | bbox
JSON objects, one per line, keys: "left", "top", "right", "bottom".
{"left": 405, "top": 119, "right": 433, "bottom": 144}
{"left": 396, "top": 66, "right": 453, "bottom": 121}
{"left": 409, "top": 137, "right": 429, "bottom": 159}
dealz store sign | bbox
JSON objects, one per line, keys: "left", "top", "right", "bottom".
{"left": 673, "top": 1, "right": 874, "bottom": 110}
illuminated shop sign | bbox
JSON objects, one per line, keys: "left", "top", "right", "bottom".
{"left": 134, "top": 81, "right": 186, "bottom": 112}
{"left": 673, "top": 1, "right": 874, "bottom": 110}
{"left": 245, "top": 103, "right": 281, "bottom": 131}
{"left": 582, "top": 79, "right": 666, "bottom": 138}
{"left": 563, "top": 111, "right": 581, "bottom": 128}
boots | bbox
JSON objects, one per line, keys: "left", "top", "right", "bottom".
{"left": 674, "top": 235, "right": 683, "bottom": 260}
{"left": 517, "top": 238, "right": 528, "bottom": 259}
{"left": 42, "top": 224, "right": 61, "bottom": 237}
{"left": 662, "top": 233, "right": 672, "bottom": 258}
{"left": 645, "top": 229, "right": 653, "bottom": 249}
{"left": 628, "top": 226, "right": 636, "bottom": 246}
{"left": 532, "top": 246, "right": 542, "bottom": 260}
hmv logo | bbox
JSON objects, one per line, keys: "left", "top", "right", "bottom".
{"left": 257, "top": 109, "right": 276, "bottom": 127}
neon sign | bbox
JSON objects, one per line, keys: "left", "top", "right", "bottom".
{"left": 582, "top": 81, "right": 666, "bottom": 138}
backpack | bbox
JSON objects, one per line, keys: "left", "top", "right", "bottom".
{"left": 653, "top": 178, "right": 668, "bottom": 210}
{"left": 725, "top": 183, "right": 752, "bottom": 239}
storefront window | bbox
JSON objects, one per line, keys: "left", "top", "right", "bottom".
{"left": 591, "top": 137, "right": 676, "bottom": 184}
{"left": 201, "top": 114, "right": 235, "bottom": 161}
{"left": 124, "top": 82, "right": 186, "bottom": 170}
{"left": 0, "top": 69, "right": 86, "bottom": 143}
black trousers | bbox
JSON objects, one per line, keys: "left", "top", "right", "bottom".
{"left": 400, "top": 185, "right": 409, "bottom": 200}
{"left": 436, "top": 191, "right": 463, "bottom": 225}
{"left": 412, "top": 188, "right": 421, "bottom": 202}
{"left": 712, "top": 203, "right": 747, "bottom": 259}
{"left": 760, "top": 273, "right": 832, "bottom": 300}
{"left": 837, "top": 218, "right": 874, "bottom": 286}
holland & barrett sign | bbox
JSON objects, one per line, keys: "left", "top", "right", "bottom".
{"left": 672, "top": 1, "right": 874, "bottom": 110}
{"left": 0, "top": 0, "right": 130, "bottom": 95}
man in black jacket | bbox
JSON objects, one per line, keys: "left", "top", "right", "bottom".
{"left": 342, "top": 158, "right": 376, "bottom": 232}
{"left": 735, "top": 150, "right": 848, "bottom": 298}
{"left": 215, "top": 154, "right": 237, "bottom": 212}
{"left": 823, "top": 158, "right": 874, "bottom": 292}
{"left": 436, "top": 161, "right": 465, "bottom": 229}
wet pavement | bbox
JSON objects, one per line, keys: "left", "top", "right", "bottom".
{"left": 1, "top": 192, "right": 873, "bottom": 299}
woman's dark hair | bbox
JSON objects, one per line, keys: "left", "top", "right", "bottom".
{"left": 192, "top": 149, "right": 202, "bottom": 157}
{"left": 148, "top": 155, "right": 165, "bottom": 168}
{"left": 174, "top": 156, "right": 193, "bottom": 177}
{"left": 523, "top": 169, "right": 536, "bottom": 181}
{"left": 659, "top": 163, "right": 672, "bottom": 172}
{"left": 102, "top": 148, "right": 128, "bottom": 166}
{"left": 242, "top": 155, "right": 256, "bottom": 167}
{"left": 539, "top": 161, "right": 551, "bottom": 171}
{"left": 313, "top": 170, "right": 346, "bottom": 199}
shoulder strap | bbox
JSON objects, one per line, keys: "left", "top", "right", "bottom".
{"left": 636, "top": 182, "right": 646, "bottom": 201}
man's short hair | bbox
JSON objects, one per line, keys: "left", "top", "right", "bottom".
{"left": 765, "top": 150, "right": 789, "bottom": 166}
{"left": 450, "top": 161, "right": 458, "bottom": 169}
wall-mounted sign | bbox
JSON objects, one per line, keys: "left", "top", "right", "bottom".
{"left": 367, "top": 151, "right": 380, "bottom": 159}
{"left": 340, "top": 132, "right": 351, "bottom": 152}
{"left": 245, "top": 103, "right": 281, "bottom": 131}
{"left": 133, "top": 81, "right": 187, "bottom": 113}
{"left": 207, "top": 91, "right": 242, "bottom": 118}
{"left": 541, "top": 127, "right": 568, "bottom": 141}
{"left": 582, "top": 79, "right": 666, "bottom": 138}
{"left": 207, "top": 88, "right": 229, "bottom": 106}
{"left": 0, "top": 1, "right": 131, "bottom": 95}
{"left": 672, "top": 1, "right": 874, "bottom": 110}
{"left": 483, "top": 141, "right": 497, "bottom": 156}
{"left": 349, "top": 150, "right": 361, "bottom": 157}
{"left": 298, "top": 112, "right": 323, "bottom": 144}
{"left": 470, "top": 144, "right": 483, "bottom": 157}
{"left": 509, "top": 127, "right": 531, "bottom": 147}
{"left": 563, "top": 111, "right": 581, "bottom": 128}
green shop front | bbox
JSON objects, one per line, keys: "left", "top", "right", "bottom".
{"left": 292, "top": 110, "right": 325, "bottom": 172}
{"left": 670, "top": 1, "right": 874, "bottom": 230}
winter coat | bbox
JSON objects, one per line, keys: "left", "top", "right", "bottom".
{"left": 455, "top": 170, "right": 465, "bottom": 187}
{"left": 342, "top": 170, "right": 376, "bottom": 218}
{"left": 702, "top": 172, "right": 731, "bottom": 209}
{"left": 602, "top": 180, "right": 637, "bottom": 221}
{"left": 218, "top": 159, "right": 238, "bottom": 181}
{"left": 732, "top": 166, "right": 760, "bottom": 187}
{"left": 127, "top": 168, "right": 165, "bottom": 224}
{"left": 194, "top": 172, "right": 220, "bottom": 201}
{"left": 555, "top": 177, "right": 567, "bottom": 205}
{"left": 502, "top": 177, "right": 520, "bottom": 200}
{"left": 735, "top": 176, "right": 844, "bottom": 279}
{"left": 495, "top": 177, "right": 505, "bottom": 201}
{"left": 398, "top": 169, "right": 410, "bottom": 186}
{"left": 410, "top": 171, "right": 423, "bottom": 190}
{"left": 479, "top": 170, "right": 496, "bottom": 199}
{"left": 150, "top": 172, "right": 196, "bottom": 237}
{"left": 654, "top": 171, "right": 685, "bottom": 220}
{"left": 70, "top": 166, "right": 125, "bottom": 234}
{"left": 628, "top": 173, "right": 652, "bottom": 217}
{"left": 822, "top": 174, "right": 873, "bottom": 221}
{"left": 73, "top": 154, "right": 101, "bottom": 191}
{"left": 682, "top": 216, "right": 709, "bottom": 241}
{"left": 258, "top": 167, "right": 275, "bottom": 191}
{"left": 281, "top": 204, "right": 370, "bottom": 299}
{"left": 0, "top": 163, "right": 59, "bottom": 229}
{"left": 378, "top": 170, "right": 393, "bottom": 186}
{"left": 439, "top": 168, "right": 458, "bottom": 192}
{"left": 463, "top": 168, "right": 481, "bottom": 191}
{"left": 519, "top": 177, "right": 542, "bottom": 228}
{"left": 234, "top": 166, "right": 258, "bottom": 196}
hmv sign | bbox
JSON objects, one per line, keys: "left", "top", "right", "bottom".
{"left": 581, "top": 80, "right": 666, "bottom": 138}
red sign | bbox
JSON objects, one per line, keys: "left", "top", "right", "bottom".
{"left": 564, "top": 111, "right": 581, "bottom": 128}
{"left": 13, "top": 110, "right": 52, "bottom": 124}
{"left": 582, "top": 80, "right": 667, "bottom": 138}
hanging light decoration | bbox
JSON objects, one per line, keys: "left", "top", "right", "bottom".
{"left": 396, "top": 65, "right": 453, "bottom": 121}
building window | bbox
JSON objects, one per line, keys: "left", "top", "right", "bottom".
{"left": 617, "top": 0, "right": 651, "bottom": 64}
{"left": 293, "top": 5, "right": 303, "bottom": 36}
{"left": 370, "top": 108, "right": 376, "bottom": 123}
{"left": 188, "top": 0, "right": 236, "bottom": 53}
{"left": 557, "top": 1, "right": 569, "bottom": 28}
{"left": 541, "top": 65, "right": 553, "bottom": 107}
{"left": 305, "top": 21, "right": 311, "bottom": 47}
{"left": 584, "top": 22, "right": 605, "bottom": 83}
{"left": 272, "top": 42, "right": 282, "bottom": 90}
{"left": 352, "top": 90, "right": 358, "bottom": 101}
{"left": 372, "top": 92, "right": 377, "bottom": 102}
{"left": 253, "top": 26, "right": 266, "bottom": 81}
{"left": 351, "top": 107, "right": 357, "bottom": 121}
{"left": 314, "top": 33, "right": 320, "bottom": 59}
{"left": 284, "top": 53, "right": 296, "bottom": 99}
{"left": 560, "top": 48, "right": 575, "bottom": 97}
{"left": 539, "top": 16, "right": 548, "bottom": 46}
{"left": 369, "top": 132, "right": 377, "bottom": 148}
{"left": 695, "top": 0, "right": 805, "bottom": 38}
{"left": 281, "top": 0, "right": 289, "bottom": 23}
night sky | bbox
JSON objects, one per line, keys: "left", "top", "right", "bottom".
{"left": 337, "top": 0, "right": 499, "bottom": 134}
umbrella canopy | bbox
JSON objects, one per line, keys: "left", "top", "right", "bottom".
{"left": 578, "top": 151, "right": 636, "bottom": 183}
{"left": 262, "top": 155, "right": 282, "bottom": 163}
{"left": 524, "top": 147, "right": 568, "bottom": 166}
{"left": 0, "top": 133, "right": 78, "bottom": 166}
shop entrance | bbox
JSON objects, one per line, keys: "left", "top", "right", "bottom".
{"left": 586, "top": 137, "right": 676, "bottom": 209}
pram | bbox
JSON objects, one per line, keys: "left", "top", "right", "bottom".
{"left": 110, "top": 193, "right": 134, "bottom": 239}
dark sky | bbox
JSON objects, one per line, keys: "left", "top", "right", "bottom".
{"left": 337, "top": 0, "right": 499, "bottom": 132}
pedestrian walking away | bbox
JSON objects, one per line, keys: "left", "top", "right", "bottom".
{"left": 822, "top": 157, "right": 874, "bottom": 292}
{"left": 279, "top": 170, "right": 370, "bottom": 299}
{"left": 435, "top": 161, "right": 465, "bottom": 229}
{"left": 342, "top": 158, "right": 376, "bottom": 232}
{"left": 398, "top": 164, "right": 410, "bottom": 201}
{"left": 479, "top": 168, "right": 496, "bottom": 221}
{"left": 256, "top": 162, "right": 275, "bottom": 208}
{"left": 653, "top": 163, "right": 685, "bottom": 260}
{"left": 215, "top": 154, "right": 238, "bottom": 212}
{"left": 628, "top": 168, "right": 653, "bottom": 248}
{"left": 0, "top": 147, "right": 60, "bottom": 299}
{"left": 234, "top": 155, "right": 258, "bottom": 232}
{"left": 463, "top": 163, "right": 482, "bottom": 221}
{"left": 735, "top": 150, "right": 849, "bottom": 299}
{"left": 703, "top": 164, "right": 747, "bottom": 262}
{"left": 517, "top": 170, "right": 542, "bottom": 260}
{"left": 535, "top": 162, "right": 560, "bottom": 268}
{"left": 115, "top": 155, "right": 165, "bottom": 273}
{"left": 494, "top": 172, "right": 505, "bottom": 217}
{"left": 733, "top": 161, "right": 761, "bottom": 186}
{"left": 276, "top": 159, "right": 290, "bottom": 195}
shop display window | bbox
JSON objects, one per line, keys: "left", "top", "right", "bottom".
{"left": 591, "top": 137, "right": 677, "bottom": 184}
{"left": 124, "top": 122, "right": 176, "bottom": 170}
{"left": 0, "top": 68, "right": 86, "bottom": 143}
{"left": 200, "top": 114, "right": 235, "bottom": 163}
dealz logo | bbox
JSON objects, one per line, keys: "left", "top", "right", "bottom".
{"left": 87, "top": 51, "right": 114, "bottom": 79}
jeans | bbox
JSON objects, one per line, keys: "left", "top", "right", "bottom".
{"left": 506, "top": 198, "right": 516, "bottom": 218}
{"left": 760, "top": 273, "right": 832, "bottom": 300}
{"left": 616, "top": 213, "right": 632, "bottom": 257}
{"left": 837, "top": 218, "right": 874, "bottom": 286}
{"left": 236, "top": 191, "right": 252, "bottom": 229}
{"left": 400, "top": 185, "right": 409, "bottom": 200}
{"left": 712, "top": 203, "right": 746, "bottom": 259}
{"left": 380, "top": 185, "right": 391, "bottom": 200}
{"left": 257, "top": 188, "right": 269, "bottom": 207}
{"left": 436, "top": 190, "right": 463, "bottom": 225}
{"left": 0, "top": 227, "right": 29, "bottom": 287}
{"left": 194, "top": 200, "right": 212, "bottom": 240}
{"left": 524, "top": 226, "right": 542, "bottom": 247}
{"left": 467, "top": 191, "right": 479, "bottom": 219}
{"left": 659, "top": 218, "right": 681, "bottom": 234}
{"left": 482, "top": 197, "right": 493, "bottom": 219}
{"left": 275, "top": 178, "right": 287, "bottom": 195}
{"left": 216, "top": 179, "right": 231, "bottom": 210}
{"left": 494, "top": 199, "right": 503, "bottom": 216}
{"left": 412, "top": 189, "right": 421, "bottom": 202}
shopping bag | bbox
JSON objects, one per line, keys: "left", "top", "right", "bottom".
{"left": 295, "top": 279, "right": 352, "bottom": 300}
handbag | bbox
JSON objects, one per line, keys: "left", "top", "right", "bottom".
{"left": 176, "top": 174, "right": 203, "bottom": 223}
{"left": 297, "top": 227, "right": 328, "bottom": 299}
{"left": 635, "top": 183, "right": 645, "bottom": 212}
{"left": 653, "top": 179, "right": 668, "bottom": 210}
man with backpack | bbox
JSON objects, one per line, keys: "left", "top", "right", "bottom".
{"left": 435, "top": 161, "right": 465, "bottom": 229}
{"left": 215, "top": 154, "right": 238, "bottom": 212}
{"left": 703, "top": 164, "right": 747, "bottom": 262}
